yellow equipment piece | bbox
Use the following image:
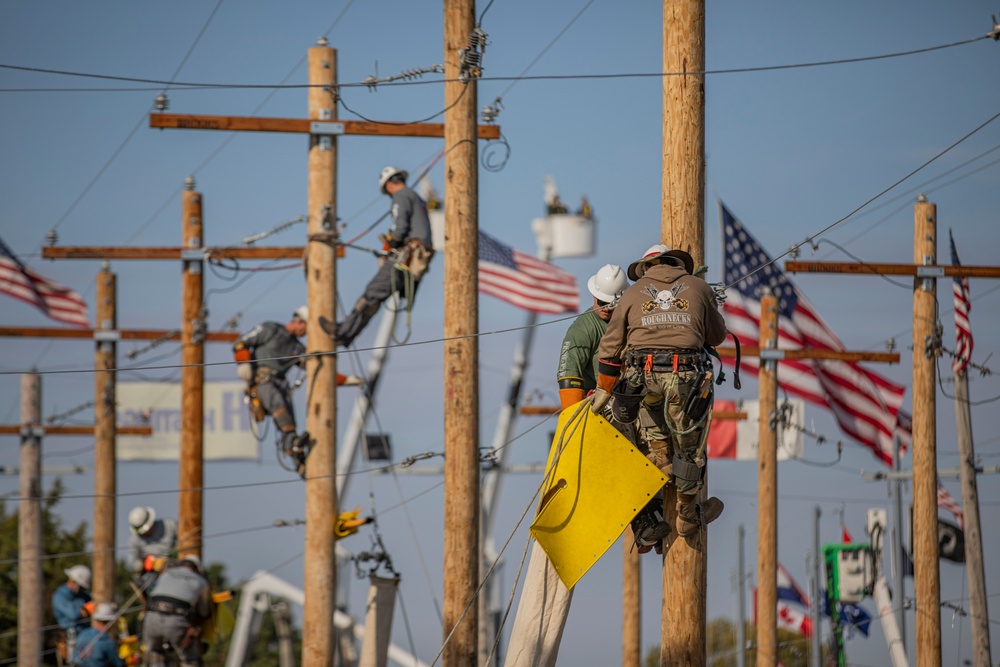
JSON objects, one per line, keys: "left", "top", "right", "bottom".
{"left": 202, "top": 589, "right": 236, "bottom": 644}
{"left": 116, "top": 617, "right": 141, "bottom": 663}
{"left": 334, "top": 507, "right": 372, "bottom": 539}
{"left": 530, "top": 401, "right": 667, "bottom": 590}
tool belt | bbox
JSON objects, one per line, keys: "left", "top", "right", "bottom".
{"left": 625, "top": 349, "right": 709, "bottom": 372}
{"left": 394, "top": 240, "right": 434, "bottom": 281}
{"left": 147, "top": 596, "right": 192, "bottom": 617}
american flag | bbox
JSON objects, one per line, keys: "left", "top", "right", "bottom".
{"left": 949, "top": 229, "right": 973, "bottom": 374}
{"left": 478, "top": 230, "right": 578, "bottom": 314}
{"left": 720, "top": 202, "right": 910, "bottom": 465}
{"left": 937, "top": 479, "right": 964, "bottom": 529}
{"left": 0, "top": 237, "right": 88, "bottom": 327}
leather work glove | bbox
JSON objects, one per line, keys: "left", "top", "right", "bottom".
{"left": 379, "top": 233, "right": 405, "bottom": 251}
{"left": 590, "top": 388, "right": 611, "bottom": 414}
{"left": 236, "top": 363, "right": 254, "bottom": 383}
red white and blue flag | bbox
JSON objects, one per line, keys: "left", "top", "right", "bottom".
{"left": 937, "top": 479, "right": 964, "bottom": 529}
{"left": 949, "top": 229, "right": 973, "bottom": 374}
{"left": 0, "top": 236, "right": 88, "bottom": 327}
{"left": 720, "top": 202, "right": 910, "bottom": 465}
{"left": 478, "top": 230, "right": 578, "bottom": 314}
{"left": 753, "top": 563, "right": 813, "bottom": 637}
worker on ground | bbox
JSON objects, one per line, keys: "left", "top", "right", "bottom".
{"left": 143, "top": 555, "right": 211, "bottom": 667}
{"left": 72, "top": 602, "right": 125, "bottom": 667}
{"left": 320, "top": 166, "right": 434, "bottom": 347}
{"left": 594, "top": 243, "right": 728, "bottom": 546}
{"left": 126, "top": 505, "right": 177, "bottom": 595}
{"left": 52, "top": 564, "right": 93, "bottom": 661}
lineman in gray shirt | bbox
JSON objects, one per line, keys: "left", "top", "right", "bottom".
{"left": 321, "top": 166, "right": 435, "bottom": 347}
{"left": 143, "top": 555, "right": 211, "bottom": 667}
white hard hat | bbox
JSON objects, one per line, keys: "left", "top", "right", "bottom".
{"left": 626, "top": 243, "right": 694, "bottom": 280}
{"left": 587, "top": 264, "right": 629, "bottom": 303}
{"left": 92, "top": 602, "right": 117, "bottom": 622}
{"left": 379, "top": 166, "right": 408, "bottom": 194}
{"left": 128, "top": 506, "right": 156, "bottom": 535}
{"left": 181, "top": 554, "right": 202, "bottom": 572}
{"left": 64, "top": 564, "right": 91, "bottom": 590}
{"left": 293, "top": 305, "right": 308, "bottom": 322}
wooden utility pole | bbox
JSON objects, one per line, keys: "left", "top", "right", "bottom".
{"left": 661, "top": 0, "right": 707, "bottom": 664}
{"left": 302, "top": 37, "right": 338, "bottom": 667}
{"left": 443, "top": 0, "right": 480, "bottom": 663}
{"left": 912, "top": 195, "right": 941, "bottom": 667}
{"left": 93, "top": 263, "right": 117, "bottom": 603}
{"left": 622, "top": 530, "right": 641, "bottom": 667}
{"left": 952, "top": 368, "right": 991, "bottom": 667}
{"left": 756, "top": 289, "right": 778, "bottom": 667}
{"left": 18, "top": 371, "right": 42, "bottom": 667}
{"left": 178, "top": 177, "right": 204, "bottom": 561}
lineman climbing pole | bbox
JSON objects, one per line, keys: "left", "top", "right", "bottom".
{"left": 660, "top": 0, "right": 707, "bottom": 663}
{"left": 785, "top": 195, "right": 1000, "bottom": 667}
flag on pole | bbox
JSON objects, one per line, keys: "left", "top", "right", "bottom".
{"left": 478, "top": 230, "right": 579, "bottom": 314}
{"left": 937, "top": 479, "right": 964, "bottom": 529}
{"left": 720, "top": 202, "right": 910, "bottom": 465}
{"left": 949, "top": 229, "right": 973, "bottom": 374}
{"left": 752, "top": 564, "right": 813, "bottom": 638}
{"left": 0, "top": 236, "right": 88, "bottom": 327}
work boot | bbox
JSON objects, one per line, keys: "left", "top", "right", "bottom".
{"left": 318, "top": 315, "right": 341, "bottom": 346}
{"left": 631, "top": 504, "right": 670, "bottom": 554}
{"left": 676, "top": 493, "right": 724, "bottom": 538}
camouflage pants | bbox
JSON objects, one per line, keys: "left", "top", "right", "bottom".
{"left": 627, "top": 366, "right": 709, "bottom": 494}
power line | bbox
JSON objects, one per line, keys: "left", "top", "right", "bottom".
{"left": 0, "top": 32, "right": 989, "bottom": 93}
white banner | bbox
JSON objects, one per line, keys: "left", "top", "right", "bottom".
{"left": 116, "top": 381, "right": 261, "bottom": 461}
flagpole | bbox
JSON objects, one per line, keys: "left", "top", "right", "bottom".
{"left": 891, "top": 433, "right": 907, "bottom": 652}
{"left": 952, "top": 368, "right": 991, "bottom": 667}
{"left": 811, "top": 506, "right": 821, "bottom": 667}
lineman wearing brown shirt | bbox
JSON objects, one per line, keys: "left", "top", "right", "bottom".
{"left": 594, "top": 244, "right": 728, "bottom": 542}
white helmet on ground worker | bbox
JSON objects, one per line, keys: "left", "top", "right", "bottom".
{"left": 65, "top": 564, "right": 91, "bottom": 590}
{"left": 293, "top": 306, "right": 308, "bottom": 322}
{"left": 379, "top": 166, "right": 408, "bottom": 194}
{"left": 626, "top": 243, "right": 695, "bottom": 280}
{"left": 587, "top": 264, "right": 629, "bottom": 303}
{"left": 128, "top": 506, "right": 156, "bottom": 535}
{"left": 181, "top": 554, "right": 202, "bottom": 573}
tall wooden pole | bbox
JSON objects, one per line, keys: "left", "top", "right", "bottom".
{"left": 93, "top": 263, "right": 117, "bottom": 603}
{"left": 952, "top": 371, "right": 991, "bottom": 667}
{"left": 661, "top": 1, "right": 707, "bottom": 665}
{"left": 755, "top": 289, "right": 778, "bottom": 667}
{"left": 303, "top": 37, "right": 338, "bottom": 667}
{"left": 622, "top": 529, "right": 641, "bottom": 667}
{"left": 912, "top": 194, "right": 940, "bottom": 667}
{"left": 18, "top": 371, "right": 42, "bottom": 667}
{"left": 179, "top": 177, "right": 204, "bottom": 560}
{"left": 443, "top": 0, "right": 480, "bottom": 663}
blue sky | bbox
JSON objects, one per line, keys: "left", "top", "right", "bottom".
{"left": 2, "top": 1, "right": 999, "bottom": 664}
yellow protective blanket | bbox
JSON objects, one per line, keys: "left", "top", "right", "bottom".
{"left": 529, "top": 402, "right": 667, "bottom": 589}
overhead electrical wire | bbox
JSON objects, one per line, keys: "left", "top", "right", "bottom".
{"left": 0, "top": 32, "right": 990, "bottom": 93}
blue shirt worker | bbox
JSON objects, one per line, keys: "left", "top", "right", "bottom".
{"left": 72, "top": 603, "right": 125, "bottom": 667}
{"left": 52, "top": 564, "right": 93, "bottom": 660}
{"left": 143, "top": 555, "right": 212, "bottom": 667}
{"left": 595, "top": 244, "right": 728, "bottom": 546}
{"left": 320, "top": 166, "right": 435, "bottom": 348}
